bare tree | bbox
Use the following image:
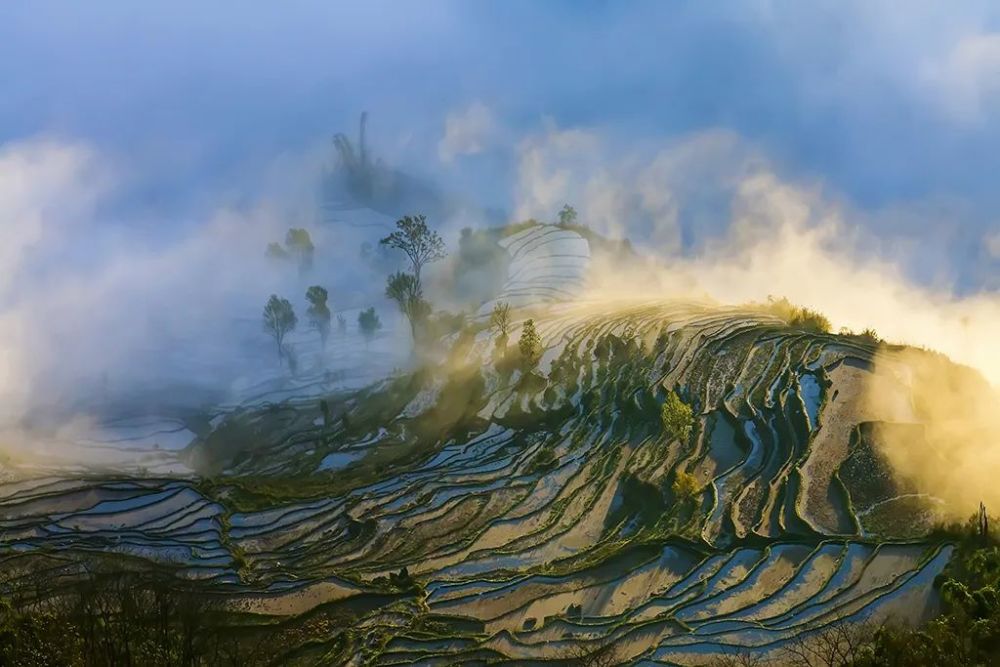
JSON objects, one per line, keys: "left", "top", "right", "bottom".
{"left": 2, "top": 562, "right": 295, "bottom": 666}
{"left": 780, "top": 623, "right": 876, "bottom": 667}
{"left": 709, "top": 648, "right": 772, "bottom": 667}
{"left": 379, "top": 214, "right": 446, "bottom": 285}
{"left": 560, "top": 642, "right": 621, "bottom": 667}
{"left": 489, "top": 301, "right": 511, "bottom": 347}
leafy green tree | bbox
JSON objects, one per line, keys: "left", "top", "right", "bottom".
{"left": 385, "top": 271, "right": 430, "bottom": 342}
{"left": 262, "top": 295, "right": 297, "bottom": 364}
{"left": 557, "top": 204, "right": 578, "bottom": 226}
{"left": 379, "top": 214, "right": 446, "bottom": 284}
{"left": 358, "top": 307, "right": 382, "bottom": 347}
{"left": 285, "top": 228, "right": 314, "bottom": 273}
{"left": 518, "top": 319, "right": 542, "bottom": 369}
{"left": 490, "top": 301, "right": 511, "bottom": 349}
{"left": 266, "top": 229, "right": 314, "bottom": 274}
{"left": 672, "top": 470, "right": 700, "bottom": 501}
{"left": 266, "top": 242, "right": 289, "bottom": 260}
{"left": 305, "top": 285, "right": 332, "bottom": 347}
{"left": 661, "top": 390, "right": 693, "bottom": 442}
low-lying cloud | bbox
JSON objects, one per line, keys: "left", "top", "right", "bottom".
{"left": 1, "top": 107, "right": 997, "bottom": 487}
{"left": 510, "top": 122, "right": 1000, "bottom": 389}
{"left": 866, "top": 346, "right": 1000, "bottom": 519}
{"left": 438, "top": 101, "right": 497, "bottom": 163}
{"left": 0, "top": 136, "right": 391, "bottom": 435}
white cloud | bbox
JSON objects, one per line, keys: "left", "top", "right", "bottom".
{"left": 513, "top": 123, "right": 762, "bottom": 253}
{"left": 920, "top": 31, "right": 1000, "bottom": 122}
{"left": 0, "top": 139, "right": 110, "bottom": 298}
{"left": 988, "top": 230, "right": 1000, "bottom": 259}
{"left": 438, "top": 101, "right": 496, "bottom": 163}
{"left": 513, "top": 122, "right": 601, "bottom": 221}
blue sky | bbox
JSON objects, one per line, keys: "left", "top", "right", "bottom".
{"left": 2, "top": 1, "right": 999, "bottom": 290}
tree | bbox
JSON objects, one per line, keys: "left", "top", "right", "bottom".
{"left": 337, "top": 313, "right": 347, "bottom": 334}
{"left": 285, "top": 228, "right": 314, "bottom": 274}
{"left": 661, "top": 390, "right": 693, "bottom": 442}
{"left": 0, "top": 566, "right": 292, "bottom": 666}
{"left": 518, "top": 319, "right": 542, "bottom": 369}
{"left": 781, "top": 623, "right": 876, "bottom": 667}
{"left": 379, "top": 214, "right": 446, "bottom": 284}
{"left": 285, "top": 345, "right": 299, "bottom": 375}
{"left": 708, "top": 650, "right": 770, "bottom": 667}
{"left": 558, "top": 204, "right": 578, "bottom": 227}
{"left": 560, "top": 642, "right": 620, "bottom": 667}
{"left": 358, "top": 307, "right": 382, "bottom": 347}
{"left": 305, "top": 285, "right": 332, "bottom": 347}
{"left": 672, "top": 470, "right": 700, "bottom": 501}
{"left": 265, "top": 242, "right": 289, "bottom": 260}
{"left": 489, "top": 301, "right": 511, "bottom": 348}
{"left": 385, "top": 271, "right": 430, "bottom": 341}
{"left": 262, "top": 295, "right": 297, "bottom": 364}
{"left": 266, "top": 229, "right": 314, "bottom": 274}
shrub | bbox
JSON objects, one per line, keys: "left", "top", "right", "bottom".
{"left": 528, "top": 445, "right": 557, "bottom": 474}
{"left": 860, "top": 327, "right": 882, "bottom": 343}
{"left": 763, "top": 296, "right": 831, "bottom": 333}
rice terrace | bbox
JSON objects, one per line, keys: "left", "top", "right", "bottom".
{"left": 2, "top": 4, "right": 999, "bottom": 666}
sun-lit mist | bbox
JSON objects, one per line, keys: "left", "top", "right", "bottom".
{"left": 865, "top": 347, "right": 1000, "bottom": 519}
{"left": 576, "top": 168, "right": 1000, "bottom": 390}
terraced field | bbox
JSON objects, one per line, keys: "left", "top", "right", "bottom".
{"left": 0, "top": 224, "right": 958, "bottom": 664}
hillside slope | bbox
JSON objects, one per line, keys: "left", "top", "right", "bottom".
{"left": 0, "top": 224, "right": 970, "bottom": 664}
